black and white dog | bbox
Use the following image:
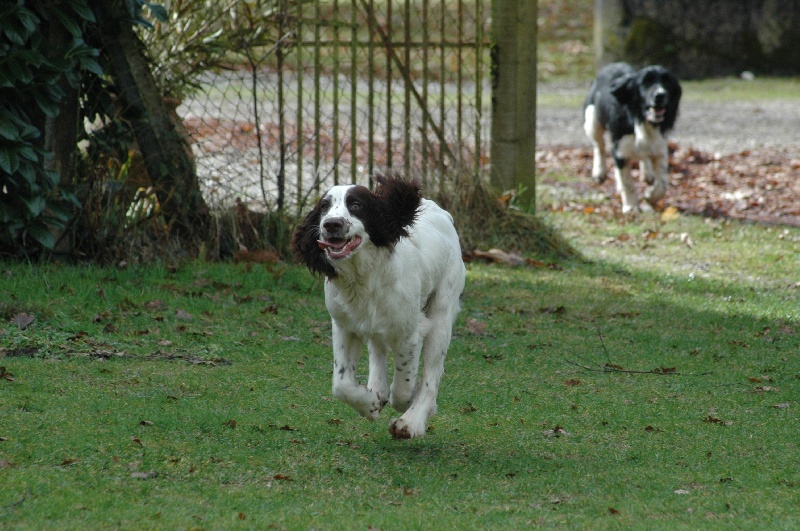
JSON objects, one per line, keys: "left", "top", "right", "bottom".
{"left": 292, "top": 176, "right": 465, "bottom": 438}
{"left": 583, "top": 62, "right": 682, "bottom": 213}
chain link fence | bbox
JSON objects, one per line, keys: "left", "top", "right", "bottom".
{"left": 163, "top": 0, "right": 492, "bottom": 215}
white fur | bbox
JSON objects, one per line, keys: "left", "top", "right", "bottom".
{"left": 321, "top": 186, "right": 465, "bottom": 438}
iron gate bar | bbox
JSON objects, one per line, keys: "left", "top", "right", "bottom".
{"left": 313, "top": 0, "right": 322, "bottom": 196}
{"left": 332, "top": 0, "right": 340, "bottom": 185}
{"left": 358, "top": 0, "right": 458, "bottom": 170}
{"left": 296, "top": 0, "right": 304, "bottom": 211}
{"left": 421, "top": 0, "right": 429, "bottom": 184}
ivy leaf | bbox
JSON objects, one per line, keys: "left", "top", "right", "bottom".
{"left": 0, "top": 122, "right": 19, "bottom": 141}
{"left": 49, "top": 5, "right": 83, "bottom": 37}
{"left": 32, "top": 89, "right": 61, "bottom": 118}
{"left": 20, "top": 195, "right": 46, "bottom": 217}
{"left": 26, "top": 221, "right": 55, "bottom": 249}
{"left": 69, "top": 1, "right": 96, "bottom": 23}
{"left": 144, "top": 2, "right": 168, "bottom": 22}
{"left": 0, "top": 147, "right": 19, "bottom": 174}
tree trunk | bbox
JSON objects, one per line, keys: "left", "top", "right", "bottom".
{"left": 44, "top": 17, "right": 80, "bottom": 256}
{"left": 490, "top": 0, "right": 538, "bottom": 210}
{"left": 89, "top": 0, "right": 209, "bottom": 244}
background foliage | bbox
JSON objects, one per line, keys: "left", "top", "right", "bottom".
{"left": 0, "top": 0, "right": 98, "bottom": 253}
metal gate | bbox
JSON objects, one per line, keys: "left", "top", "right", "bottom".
{"left": 179, "top": 0, "right": 492, "bottom": 214}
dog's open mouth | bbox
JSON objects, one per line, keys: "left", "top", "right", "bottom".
{"left": 646, "top": 106, "right": 667, "bottom": 123}
{"left": 317, "top": 235, "right": 363, "bottom": 260}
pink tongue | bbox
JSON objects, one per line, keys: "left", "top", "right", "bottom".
{"left": 318, "top": 235, "right": 362, "bottom": 257}
{"left": 317, "top": 240, "right": 341, "bottom": 250}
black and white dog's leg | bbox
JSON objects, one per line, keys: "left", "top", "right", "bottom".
{"left": 643, "top": 152, "right": 669, "bottom": 207}
{"left": 366, "top": 339, "right": 389, "bottom": 412}
{"left": 331, "top": 323, "right": 386, "bottom": 420}
{"left": 583, "top": 105, "right": 607, "bottom": 183}
{"left": 389, "top": 323, "right": 450, "bottom": 439}
{"left": 389, "top": 308, "right": 455, "bottom": 439}
{"left": 389, "top": 336, "right": 422, "bottom": 415}
{"left": 612, "top": 159, "right": 639, "bottom": 214}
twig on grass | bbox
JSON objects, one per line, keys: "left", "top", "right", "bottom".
{"left": 596, "top": 322, "right": 613, "bottom": 366}
{"left": 1, "top": 486, "right": 29, "bottom": 510}
{"left": 564, "top": 359, "right": 706, "bottom": 376}
{"left": 565, "top": 324, "right": 713, "bottom": 377}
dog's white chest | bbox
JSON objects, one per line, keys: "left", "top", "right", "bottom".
{"left": 325, "top": 279, "right": 416, "bottom": 340}
{"left": 618, "top": 122, "right": 667, "bottom": 160}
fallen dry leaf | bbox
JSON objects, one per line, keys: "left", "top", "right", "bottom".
{"left": 13, "top": 313, "right": 35, "bottom": 330}
{"left": 661, "top": 206, "right": 681, "bottom": 222}
{"left": 753, "top": 386, "right": 779, "bottom": 393}
{"left": 145, "top": 300, "right": 166, "bottom": 311}
{"left": 466, "top": 318, "right": 487, "bottom": 336}
{"left": 0, "top": 366, "right": 16, "bottom": 382}
{"left": 131, "top": 471, "right": 158, "bottom": 480}
{"left": 542, "top": 425, "right": 570, "bottom": 438}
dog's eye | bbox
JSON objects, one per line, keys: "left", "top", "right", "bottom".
{"left": 349, "top": 200, "right": 362, "bottom": 211}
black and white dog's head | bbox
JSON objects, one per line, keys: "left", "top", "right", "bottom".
{"left": 610, "top": 64, "right": 682, "bottom": 131}
{"left": 292, "top": 175, "right": 421, "bottom": 278}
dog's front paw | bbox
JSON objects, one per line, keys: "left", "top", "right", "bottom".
{"left": 356, "top": 391, "right": 388, "bottom": 421}
{"left": 389, "top": 417, "right": 426, "bottom": 439}
{"left": 591, "top": 171, "right": 607, "bottom": 185}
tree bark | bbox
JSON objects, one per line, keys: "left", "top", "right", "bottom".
{"left": 44, "top": 17, "right": 80, "bottom": 256}
{"left": 89, "top": 0, "right": 209, "bottom": 243}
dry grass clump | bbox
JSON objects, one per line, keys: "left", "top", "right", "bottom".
{"left": 435, "top": 179, "right": 579, "bottom": 260}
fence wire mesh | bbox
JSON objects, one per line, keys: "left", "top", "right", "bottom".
{"left": 170, "top": 0, "right": 492, "bottom": 214}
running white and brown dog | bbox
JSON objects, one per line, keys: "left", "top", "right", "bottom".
{"left": 583, "top": 62, "right": 682, "bottom": 213}
{"left": 292, "top": 175, "right": 465, "bottom": 438}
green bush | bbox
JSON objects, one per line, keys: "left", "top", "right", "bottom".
{"left": 0, "top": 0, "right": 99, "bottom": 254}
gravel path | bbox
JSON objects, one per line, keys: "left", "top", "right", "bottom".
{"left": 536, "top": 83, "right": 800, "bottom": 155}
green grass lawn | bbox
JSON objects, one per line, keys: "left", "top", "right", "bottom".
{"left": 2, "top": 210, "right": 799, "bottom": 528}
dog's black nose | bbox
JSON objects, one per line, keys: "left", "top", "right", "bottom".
{"left": 653, "top": 90, "right": 667, "bottom": 107}
{"left": 323, "top": 217, "right": 345, "bottom": 233}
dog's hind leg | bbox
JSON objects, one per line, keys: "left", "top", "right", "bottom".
{"left": 389, "top": 327, "right": 449, "bottom": 439}
{"left": 584, "top": 105, "right": 607, "bottom": 183}
{"left": 331, "top": 323, "right": 386, "bottom": 420}
{"left": 388, "top": 337, "right": 421, "bottom": 414}
{"left": 389, "top": 310, "right": 455, "bottom": 439}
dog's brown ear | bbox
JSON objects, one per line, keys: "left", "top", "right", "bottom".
{"left": 292, "top": 200, "right": 337, "bottom": 278}
{"left": 374, "top": 174, "right": 421, "bottom": 244}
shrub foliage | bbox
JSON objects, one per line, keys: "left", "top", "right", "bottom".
{"left": 0, "top": 0, "right": 99, "bottom": 253}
